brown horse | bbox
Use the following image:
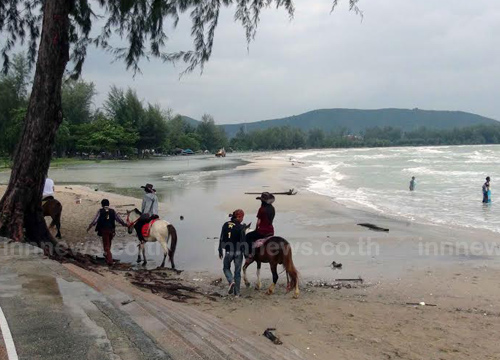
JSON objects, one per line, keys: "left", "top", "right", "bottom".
{"left": 243, "top": 235, "right": 300, "bottom": 298}
{"left": 42, "top": 198, "right": 62, "bottom": 239}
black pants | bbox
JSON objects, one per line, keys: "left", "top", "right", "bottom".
{"left": 134, "top": 214, "right": 150, "bottom": 241}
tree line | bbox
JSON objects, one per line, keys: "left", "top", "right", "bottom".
{"left": 228, "top": 123, "right": 500, "bottom": 150}
{"left": 0, "top": 55, "right": 228, "bottom": 159}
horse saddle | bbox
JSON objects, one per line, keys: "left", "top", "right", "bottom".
{"left": 141, "top": 218, "right": 159, "bottom": 238}
{"left": 42, "top": 196, "right": 54, "bottom": 208}
{"left": 253, "top": 236, "right": 273, "bottom": 250}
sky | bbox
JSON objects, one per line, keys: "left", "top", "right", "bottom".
{"left": 80, "top": 0, "right": 500, "bottom": 124}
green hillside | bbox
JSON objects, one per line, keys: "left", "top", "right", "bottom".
{"left": 183, "top": 108, "right": 498, "bottom": 138}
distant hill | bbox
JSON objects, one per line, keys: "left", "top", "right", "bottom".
{"left": 182, "top": 108, "right": 499, "bottom": 138}
{"left": 180, "top": 115, "right": 201, "bottom": 128}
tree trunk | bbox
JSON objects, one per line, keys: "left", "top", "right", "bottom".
{"left": 0, "top": 0, "right": 71, "bottom": 249}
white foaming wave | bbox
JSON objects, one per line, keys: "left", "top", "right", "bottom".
{"left": 416, "top": 147, "right": 445, "bottom": 154}
{"left": 402, "top": 167, "right": 478, "bottom": 177}
{"left": 353, "top": 153, "right": 399, "bottom": 160}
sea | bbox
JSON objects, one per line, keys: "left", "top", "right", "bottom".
{"left": 279, "top": 145, "right": 500, "bottom": 234}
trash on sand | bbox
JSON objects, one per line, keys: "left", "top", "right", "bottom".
{"left": 121, "top": 299, "right": 135, "bottom": 306}
{"left": 263, "top": 328, "right": 282, "bottom": 345}
{"left": 210, "top": 278, "right": 223, "bottom": 286}
{"left": 330, "top": 261, "right": 343, "bottom": 269}
{"left": 335, "top": 277, "right": 363, "bottom": 283}
{"left": 357, "top": 223, "right": 389, "bottom": 232}
{"left": 180, "top": 215, "right": 184, "bottom": 220}
{"left": 406, "top": 302, "right": 437, "bottom": 307}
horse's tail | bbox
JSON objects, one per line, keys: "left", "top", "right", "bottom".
{"left": 167, "top": 224, "right": 178, "bottom": 268}
{"left": 282, "top": 241, "right": 298, "bottom": 292}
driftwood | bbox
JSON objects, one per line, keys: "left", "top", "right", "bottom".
{"left": 357, "top": 223, "right": 389, "bottom": 232}
{"left": 245, "top": 188, "right": 298, "bottom": 195}
{"left": 335, "top": 277, "right": 364, "bottom": 283}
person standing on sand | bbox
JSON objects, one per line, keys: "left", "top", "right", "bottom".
{"left": 245, "top": 192, "right": 275, "bottom": 258}
{"left": 134, "top": 183, "right": 159, "bottom": 242}
{"left": 87, "top": 199, "right": 127, "bottom": 265}
{"left": 409, "top": 176, "right": 416, "bottom": 191}
{"left": 218, "top": 209, "right": 246, "bottom": 296}
{"left": 482, "top": 176, "right": 491, "bottom": 203}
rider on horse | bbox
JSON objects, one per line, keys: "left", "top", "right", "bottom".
{"left": 245, "top": 192, "right": 275, "bottom": 259}
{"left": 134, "top": 183, "right": 159, "bottom": 242}
{"left": 42, "top": 177, "right": 55, "bottom": 202}
{"left": 218, "top": 209, "right": 246, "bottom": 296}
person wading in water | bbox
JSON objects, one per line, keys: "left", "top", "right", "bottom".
{"left": 218, "top": 209, "right": 246, "bottom": 296}
{"left": 245, "top": 192, "right": 275, "bottom": 259}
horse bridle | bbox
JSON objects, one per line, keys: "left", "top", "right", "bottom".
{"left": 126, "top": 212, "right": 139, "bottom": 228}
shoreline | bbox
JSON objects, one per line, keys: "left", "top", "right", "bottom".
{"left": 1, "top": 156, "right": 500, "bottom": 359}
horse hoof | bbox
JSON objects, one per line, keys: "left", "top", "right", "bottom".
{"left": 293, "top": 294, "right": 300, "bottom": 299}
{"left": 266, "top": 290, "right": 273, "bottom": 295}
{"left": 245, "top": 282, "right": 251, "bottom": 288}
{"left": 142, "top": 262, "right": 147, "bottom": 266}
{"left": 56, "top": 235, "right": 62, "bottom": 239}
{"left": 136, "top": 259, "right": 141, "bottom": 264}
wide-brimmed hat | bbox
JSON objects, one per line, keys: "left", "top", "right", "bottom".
{"left": 140, "top": 183, "right": 154, "bottom": 191}
{"left": 256, "top": 192, "right": 275, "bottom": 204}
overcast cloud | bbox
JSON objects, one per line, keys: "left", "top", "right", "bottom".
{"left": 81, "top": 0, "right": 500, "bottom": 124}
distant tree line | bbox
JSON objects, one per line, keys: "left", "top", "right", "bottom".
{"left": 3, "top": 54, "right": 500, "bottom": 160}
{"left": 0, "top": 54, "right": 228, "bottom": 159}
{"left": 229, "top": 123, "right": 500, "bottom": 150}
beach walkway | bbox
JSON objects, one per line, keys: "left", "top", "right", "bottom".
{"left": 0, "top": 239, "right": 305, "bottom": 360}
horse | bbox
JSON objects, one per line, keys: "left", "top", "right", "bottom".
{"left": 242, "top": 229, "right": 300, "bottom": 298}
{"left": 42, "top": 198, "right": 62, "bottom": 239}
{"left": 125, "top": 208, "right": 178, "bottom": 269}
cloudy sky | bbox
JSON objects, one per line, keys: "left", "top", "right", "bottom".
{"left": 81, "top": 0, "right": 500, "bottom": 124}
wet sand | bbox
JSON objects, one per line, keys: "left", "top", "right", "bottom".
{"left": 1, "top": 156, "right": 500, "bottom": 359}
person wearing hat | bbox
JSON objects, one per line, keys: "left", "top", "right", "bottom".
{"left": 482, "top": 176, "right": 491, "bottom": 203}
{"left": 218, "top": 209, "right": 246, "bottom": 296}
{"left": 87, "top": 199, "right": 127, "bottom": 265}
{"left": 134, "top": 183, "right": 160, "bottom": 241}
{"left": 245, "top": 192, "right": 275, "bottom": 258}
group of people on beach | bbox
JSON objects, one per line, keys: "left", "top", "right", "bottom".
{"left": 78, "top": 181, "right": 275, "bottom": 296}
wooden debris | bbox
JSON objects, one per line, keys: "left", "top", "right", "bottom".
{"left": 245, "top": 188, "right": 297, "bottom": 195}
{"left": 335, "top": 277, "right": 364, "bottom": 283}
{"left": 357, "top": 223, "right": 389, "bottom": 232}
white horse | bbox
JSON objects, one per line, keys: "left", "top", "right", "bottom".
{"left": 126, "top": 208, "right": 178, "bottom": 268}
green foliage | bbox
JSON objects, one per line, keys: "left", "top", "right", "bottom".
{"left": 0, "top": 54, "right": 30, "bottom": 157}
{"left": 196, "top": 114, "right": 228, "bottom": 152}
{"left": 61, "top": 79, "right": 96, "bottom": 125}
{"left": 75, "top": 117, "right": 139, "bottom": 155}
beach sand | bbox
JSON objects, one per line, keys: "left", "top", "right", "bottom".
{"left": 1, "top": 156, "right": 500, "bottom": 359}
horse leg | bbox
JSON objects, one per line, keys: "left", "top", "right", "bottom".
{"left": 55, "top": 215, "right": 62, "bottom": 239}
{"left": 266, "top": 263, "right": 278, "bottom": 295}
{"left": 136, "top": 243, "right": 142, "bottom": 263}
{"left": 255, "top": 262, "right": 262, "bottom": 290}
{"left": 142, "top": 243, "right": 147, "bottom": 266}
{"left": 286, "top": 272, "right": 290, "bottom": 292}
{"left": 243, "top": 258, "right": 253, "bottom": 288}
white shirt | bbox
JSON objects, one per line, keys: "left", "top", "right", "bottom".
{"left": 43, "top": 178, "right": 54, "bottom": 197}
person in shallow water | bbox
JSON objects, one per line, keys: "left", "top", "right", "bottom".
{"left": 218, "top": 209, "right": 246, "bottom": 296}
{"left": 134, "top": 183, "right": 159, "bottom": 242}
{"left": 245, "top": 192, "right": 275, "bottom": 258}
{"left": 482, "top": 176, "right": 491, "bottom": 203}
{"left": 409, "top": 176, "right": 416, "bottom": 191}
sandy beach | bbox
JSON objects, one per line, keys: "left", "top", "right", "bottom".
{"left": 1, "top": 155, "right": 500, "bottom": 359}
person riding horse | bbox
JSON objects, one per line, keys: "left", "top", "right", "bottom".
{"left": 245, "top": 192, "right": 275, "bottom": 259}
{"left": 134, "top": 183, "right": 159, "bottom": 242}
{"left": 42, "top": 177, "right": 55, "bottom": 201}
